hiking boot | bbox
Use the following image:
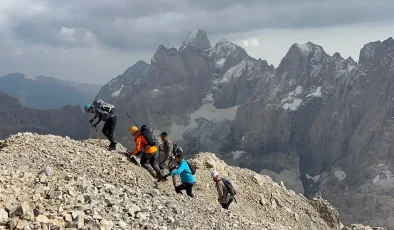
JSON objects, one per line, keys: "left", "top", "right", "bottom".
{"left": 108, "top": 142, "right": 117, "bottom": 150}
{"left": 153, "top": 165, "right": 164, "bottom": 181}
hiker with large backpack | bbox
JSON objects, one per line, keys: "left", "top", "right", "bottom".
{"left": 84, "top": 99, "right": 117, "bottom": 150}
{"left": 168, "top": 154, "right": 195, "bottom": 197}
{"left": 128, "top": 125, "right": 164, "bottom": 180}
{"left": 211, "top": 170, "right": 237, "bottom": 209}
{"left": 158, "top": 132, "right": 182, "bottom": 184}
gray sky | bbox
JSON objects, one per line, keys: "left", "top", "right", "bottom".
{"left": 0, "top": 0, "right": 393, "bottom": 84}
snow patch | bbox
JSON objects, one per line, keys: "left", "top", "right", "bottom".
{"left": 373, "top": 170, "right": 394, "bottom": 187}
{"left": 297, "top": 43, "right": 311, "bottom": 56}
{"left": 169, "top": 103, "right": 239, "bottom": 142}
{"left": 214, "top": 58, "right": 258, "bottom": 84}
{"left": 215, "top": 58, "right": 226, "bottom": 68}
{"left": 184, "top": 29, "right": 199, "bottom": 45}
{"left": 334, "top": 169, "right": 346, "bottom": 182}
{"left": 260, "top": 169, "right": 304, "bottom": 194}
{"left": 111, "top": 84, "right": 124, "bottom": 97}
{"left": 281, "top": 86, "right": 303, "bottom": 111}
{"left": 151, "top": 88, "right": 159, "bottom": 97}
{"left": 202, "top": 94, "right": 214, "bottom": 104}
{"left": 307, "top": 86, "right": 322, "bottom": 97}
{"left": 231, "top": 150, "right": 245, "bottom": 160}
{"left": 306, "top": 174, "right": 321, "bottom": 183}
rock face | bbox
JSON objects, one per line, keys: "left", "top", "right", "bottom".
{"left": 96, "top": 30, "right": 394, "bottom": 228}
{"left": 0, "top": 73, "right": 102, "bottom": 109}
{"left": 0, "top": 92, "right": 89, "bottom": 140}
{"left": 96, "top": 29, "right": 274, "bottom": 154}
{"left": 0, "top": 132, "right": 384, "bottom": 230}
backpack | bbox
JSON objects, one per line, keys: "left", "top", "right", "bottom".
{"left": 172, "top": 142, "right": 184, "bottom": 155}
{"left": 221, "top": 178, "right": 237, "bottom": 196}
{"left": 186, "top": 161, "right": 196, "bottom": 175}
{"left": 94, "top": 99, "right": 115, "bottom": 113}
{"left": 140, "top": 125, "right": 158, "bottom": 147}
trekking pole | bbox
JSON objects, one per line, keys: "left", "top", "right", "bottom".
{"left": 126, "top": 113, "right": 139, "bottom": 127}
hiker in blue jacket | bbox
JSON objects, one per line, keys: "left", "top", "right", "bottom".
{"left": 169, "top": 154, "right": 195, "bottom": 197}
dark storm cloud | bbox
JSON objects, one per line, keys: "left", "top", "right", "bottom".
{"left": 6, "top": 0, "right": 394, "bottom": 50}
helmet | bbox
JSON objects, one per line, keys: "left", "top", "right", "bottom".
{"left": 84, "top": 104, "right": 91, "bottom": 112}
{"left": 211, "top": 170, "right": 219, "bottom": 179}
{"left": 129, "top": 126, "right": 138, "bottom": 134}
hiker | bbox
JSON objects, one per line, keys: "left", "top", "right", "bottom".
{"left": 129, "top": 125, "right": 164, "bottom": 180}
{"left": 158, "top": 132, "right": 177, "bottom": 185}
{"left": 84, "top": 99, "right": 117, "bottom": 149}
{"left": 211, "top": 170, "right": 236, "bottom": 209}
{"left": 168, "top": 154, "right": 195, "bottom": 197}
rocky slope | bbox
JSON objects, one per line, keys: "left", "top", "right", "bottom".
{"left": 95, "top": 29, "right": 394, "bottom": 228}
{"left": 0, "top": 73, "right": 101, "bottom": 109}
{"left": 0, "top": 132, "right": 386, "bottom": 230}
{"left": 0, "top": 92, "right": 89, "bottom": 140}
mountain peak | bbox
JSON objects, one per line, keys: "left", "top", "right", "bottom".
{"left": 182, "top": 29, "right": 211, "bottom": 50}
{"left": 209, "top": 39, "right": 248, "bottom": 59}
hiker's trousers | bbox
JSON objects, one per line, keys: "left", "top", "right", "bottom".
{"left": 102, "top": 115, "right": 117, "bottom": 144}
{"left": 175, "top": 182, "right": 194, "bottom": 197}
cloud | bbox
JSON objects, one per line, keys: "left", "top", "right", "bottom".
{"left": 0, "top": 0, "right": 393, "bottom": 84}
{"left": 3, "top": 0, "right": 394, "bottom": 50}
{"left": 242, "top": 37, "right": 260, "bottom": 48}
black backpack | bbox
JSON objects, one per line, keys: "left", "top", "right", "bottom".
{"left": 221, "top": 178, "right": 237, "bottom": 196}
{"left": 172, "top": 142, "right": 184, "bottom": 155}
{"left": 140, "top": 125, "right": 158, "bottom": 147}
{"left": 186, "top": 161, "right": 196, "bottom": 175}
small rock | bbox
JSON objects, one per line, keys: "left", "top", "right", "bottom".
{"left": 126, "top": 203, "right": 141, "bottom": 216}
{"left": 259, "top": 194, "right": 267, "bottom": 206}
{"left": 136, "top": 212, "right": 148, "bottom": 220}
{"left": 118, "top": 220, "right": 127, "bottom": 229}
{"left": 9, "top": 217, "right": 18, "bottom": 229}
{"left": 39, "top": 175, "right": 47, "bottom": 183}
{"left": 17, "top": 194, "right": 29, "bottom": 202}
{"left": 75, "top": 194, "right": 84, "bottom": 204}
{"left": 93, "top": 214, "right": 103, "bottom": 220}
{"left": 0, "top": 208, "right": 8, "bottom": 223}
{"left": 36, "top": 215, "right": 50, "bottom": 224}
{"left": 48, "top": 191, "right": 62, "bottom": 199}
{"left": 38, "top": 166, "right": 54, "bottom": 177}
{"left": 32, "top": 208, "right": 40, "bottom": 217}
{"left": 64, "top": 214, "right": 72, "bottom": 223}
{"left": 294, "top": 213, "right": 300, "bottom": 222}
{"left": 167, "top": 216, "right": 175, "bottom": 224}
{"left": 16, "top": 219, "right": 28, "bottom": 229}
{"left": 271, "top": 198, "right": 277, "bottom": 210}
{"left": 149, "top": 189, "right": 160, "bottom": 197}
{"left": 11, "top": 203, "right": 30, "bottom": 217}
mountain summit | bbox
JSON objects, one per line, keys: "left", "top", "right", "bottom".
{"left": 181, "top": 29, "right": 211, "bottom": 50}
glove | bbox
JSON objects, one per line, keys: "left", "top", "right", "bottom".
{"left": 89, "top": 119, "right": 95, "bottom": 124}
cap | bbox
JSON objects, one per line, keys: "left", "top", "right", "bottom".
{"left": 211, "top": 170, "right": 219, "bottom": 179}
{"left": 160, "top": 132, "right": 168, "bottom": 136}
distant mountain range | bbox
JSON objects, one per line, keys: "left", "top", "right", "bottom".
{"left": 0, "top": 73, "right": 102, "bottom": 109}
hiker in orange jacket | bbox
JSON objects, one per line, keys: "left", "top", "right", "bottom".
{"left": 129, "top": 126, "right": 163, "bottom": 180}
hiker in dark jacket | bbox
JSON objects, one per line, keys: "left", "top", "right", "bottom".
{"left": 169, "top": 154, "right": 195, "bottom": 197}
{"left": 159, "top": 132, "right": 177, "bottom": 186}
{"left": 84, "top": 99, "right": 117, "bottom": 149}
{"left": 211, "top": 170, "right": 234, "bottom": 209}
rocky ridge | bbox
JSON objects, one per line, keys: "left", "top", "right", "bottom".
{"left": 0, "top": 132, "right": 385, "bottom": 230}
